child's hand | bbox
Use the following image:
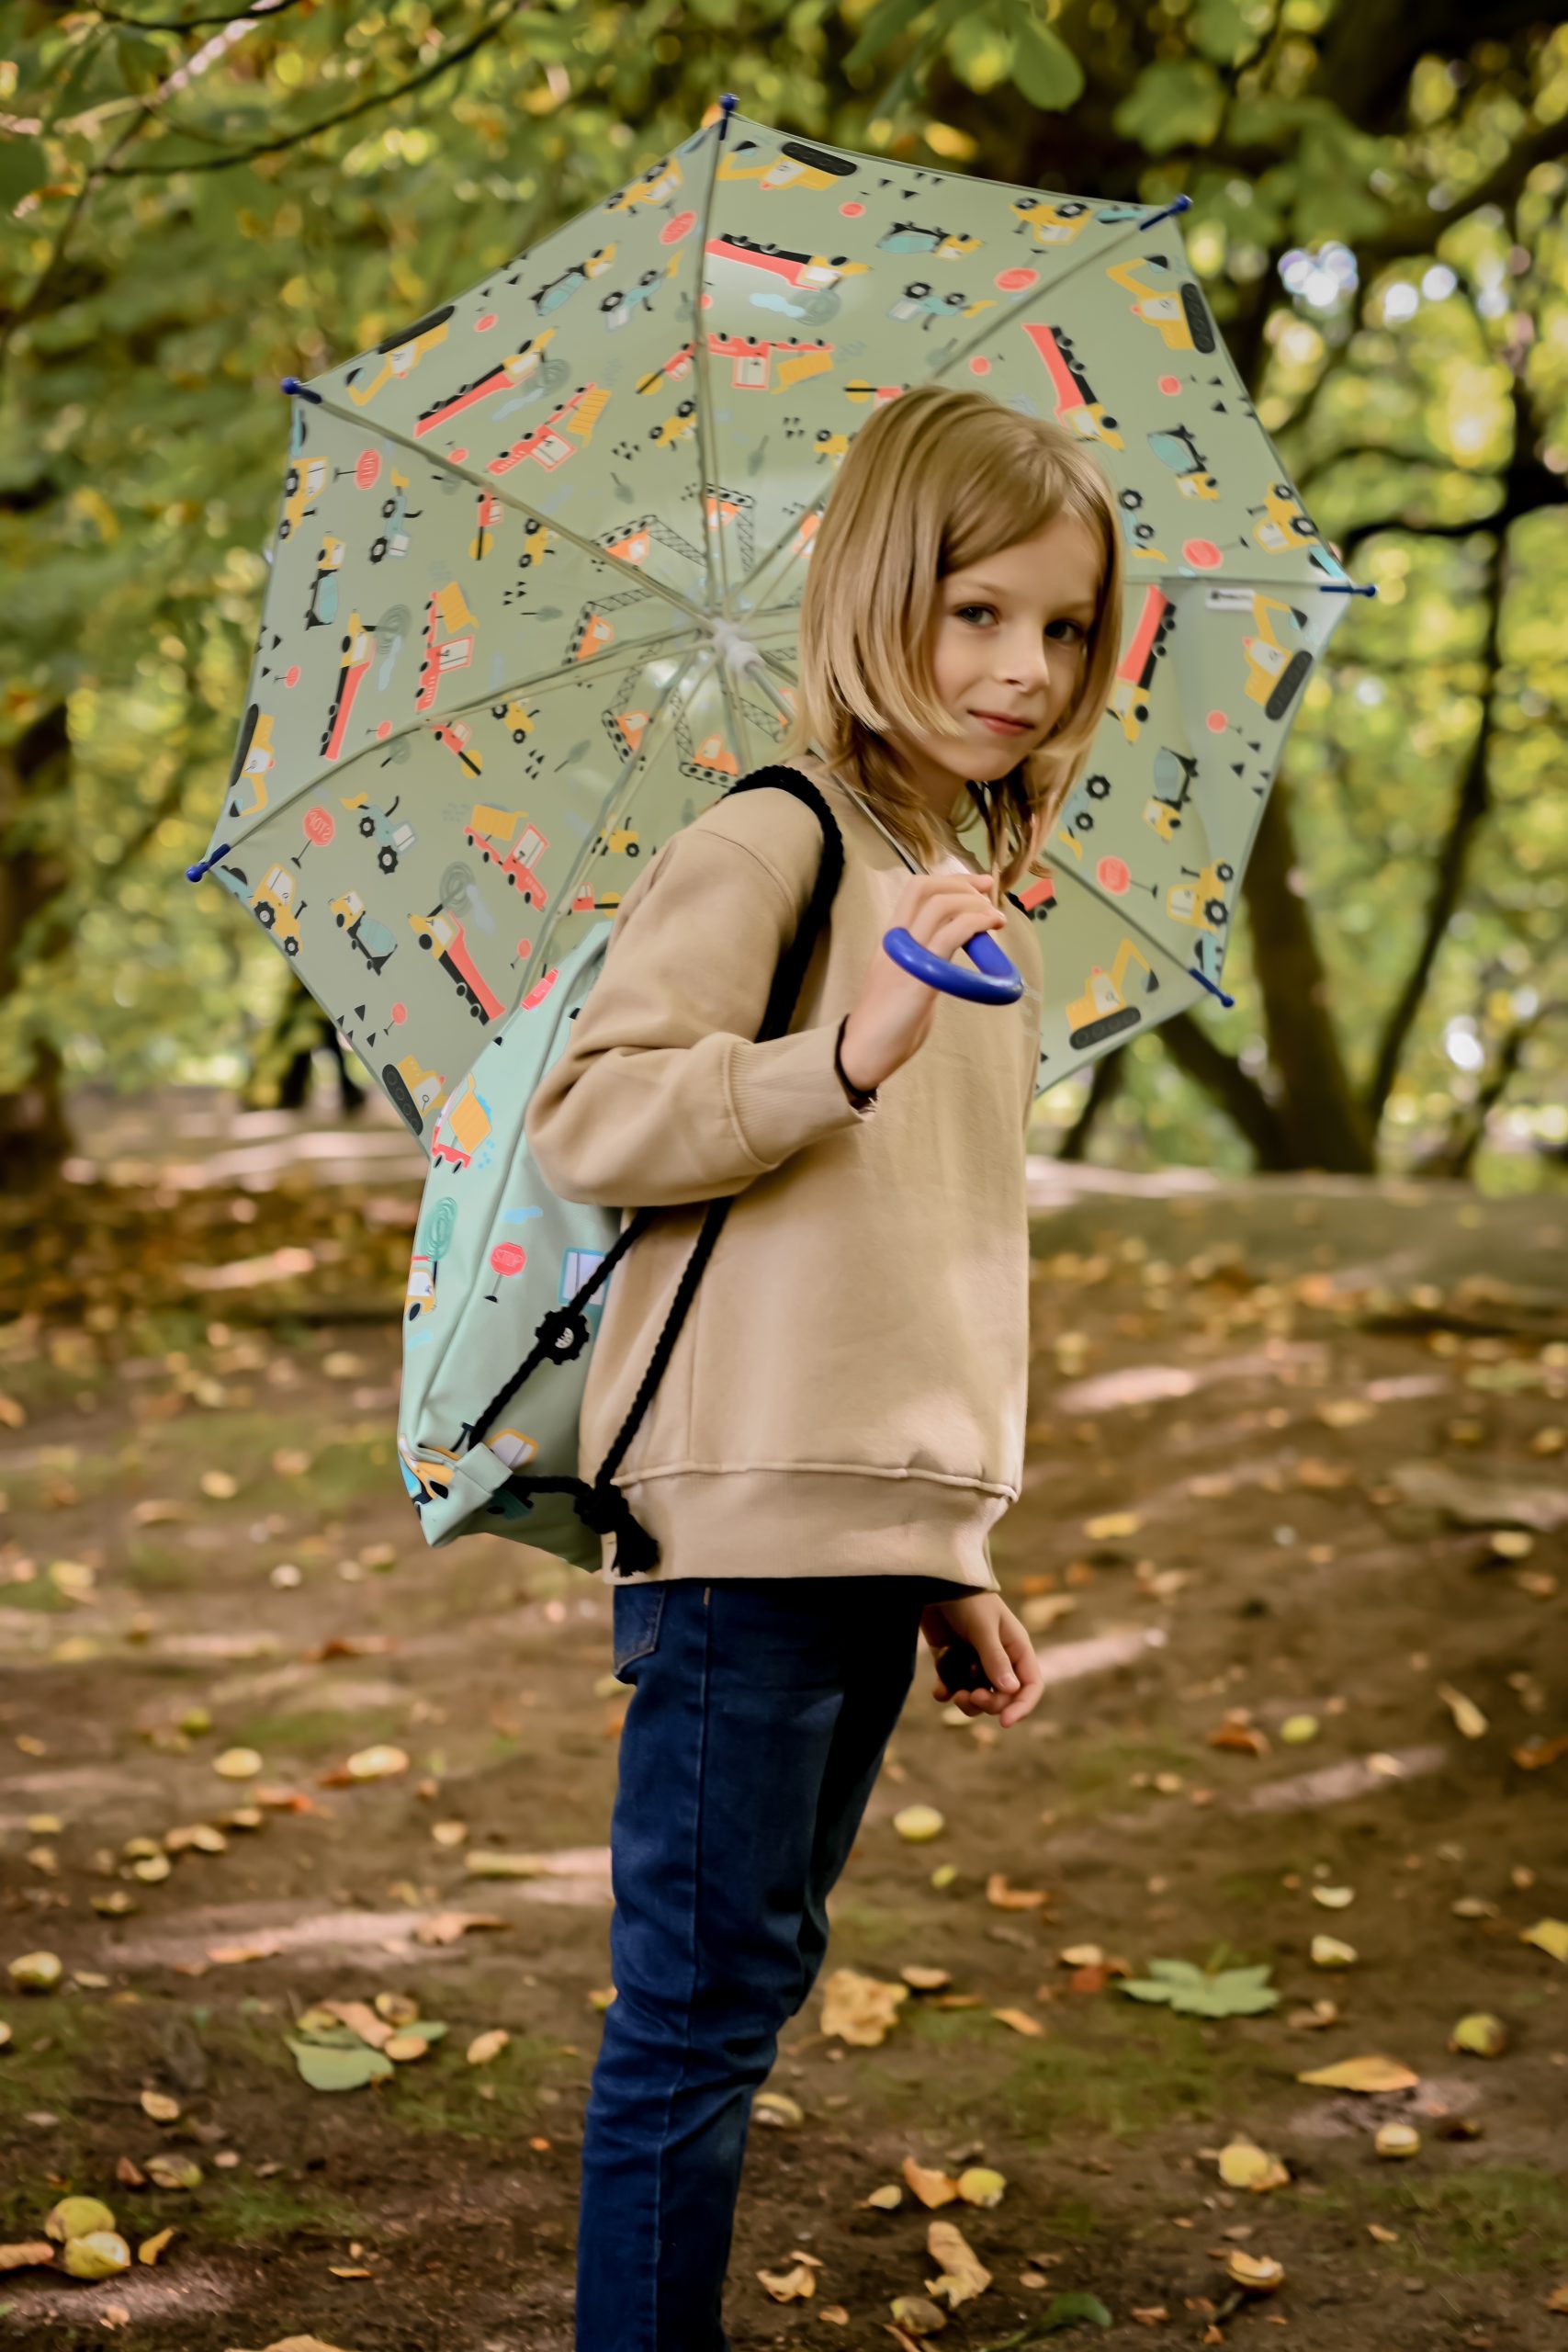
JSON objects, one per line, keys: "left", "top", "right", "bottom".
{"left": 838, "top": 868, "right": 1005, "bottom": 1093}
{"left": 918, "top": 1593, "right": 1043, "bottom": 1729}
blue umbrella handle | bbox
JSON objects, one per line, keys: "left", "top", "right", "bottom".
{"left": 882, "top": 922, "right": 1023, "bottom": 1005}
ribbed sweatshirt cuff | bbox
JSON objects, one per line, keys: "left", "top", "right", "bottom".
{"left": 728, "top": 1021, "right": 879, "bottom": 1170}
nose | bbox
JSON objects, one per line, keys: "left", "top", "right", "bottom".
{"left": 995, "top": 631, "right": 1055, "bottom": 700}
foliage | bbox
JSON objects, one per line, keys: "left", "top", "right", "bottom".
{"left": 2, "top": 1, "right": 1566, "bottom": 1187}
{"left": 1120, "top": 1956, "right": 1280, "bottom": 2018}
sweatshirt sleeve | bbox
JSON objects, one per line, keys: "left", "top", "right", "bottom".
{"left": 524, "top": 818, "right": 875, "bottom": 1209}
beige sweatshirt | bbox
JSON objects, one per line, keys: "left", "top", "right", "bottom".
{"left": 522, "top": 756, "right": 1044, "bottom": 1591}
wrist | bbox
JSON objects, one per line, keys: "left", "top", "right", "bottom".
{"left": 834, "top": 1015, "right": 878, "bottom": 1107}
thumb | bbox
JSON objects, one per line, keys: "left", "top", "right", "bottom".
{"left": 982, "top": 1639, "right": 1021, "bottom": 1691}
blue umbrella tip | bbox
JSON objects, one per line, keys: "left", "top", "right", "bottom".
{"left": 280, "top": 376, "right": 302, "bottom": 394}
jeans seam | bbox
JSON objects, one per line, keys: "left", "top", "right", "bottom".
{"left": 645, "top": 1579, "right": 711, "bottom": 2349}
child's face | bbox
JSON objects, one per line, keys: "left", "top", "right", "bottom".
{"left": 895, "top": 512, "right": 1103, "bottom": 821}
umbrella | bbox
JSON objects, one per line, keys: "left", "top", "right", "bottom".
{"left": 187, "top": 94, "right": 1371, "bottom": 1139}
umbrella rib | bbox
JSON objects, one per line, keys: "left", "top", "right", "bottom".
{"left": 753, "top": 631, "right": 1226, "bottom": 982}
{"left": 1039, "top": 824, "right": 1220, "bottom": 998}
{"left": 216, "top": 619, "right": 707, "bottom": 861}
{"left": 714, "top": 645, "right": 762, "bottom": 775}
{"left": 1143, "top": 566, "right": 1356, "bottom": 598}
{"left": 512, "top": 637, "right": 711, "bottom": 1004}
{"left": 732, "top": 198, "right": 1212, "bottom": 609}
{"left": 688, "top": 109, "right": 729, "bottom": 615}
{"left": 298, "top": 388, "right": 717, "bottom": 630}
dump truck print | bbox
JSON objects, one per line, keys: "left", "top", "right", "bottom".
{"left": 410, "top": 905, "right": 504, "bottom": 1023}
{"left": 464, "top": 807, "right": 549, "bottom": 907}
{"left": 429, "top": 1070, "right": 492, "bottom": 1170}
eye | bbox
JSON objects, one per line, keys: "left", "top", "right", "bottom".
{"left": 953, "top": 602, "right": 1088, "bottom": 643}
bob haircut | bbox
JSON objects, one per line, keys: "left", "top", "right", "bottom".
{"left": 773, "top": 381, "right": 1124, "bottom": 897}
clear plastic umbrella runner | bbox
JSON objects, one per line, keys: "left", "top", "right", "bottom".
{"left": 188, "top": 94, "right": 1371, "bottom": 1145}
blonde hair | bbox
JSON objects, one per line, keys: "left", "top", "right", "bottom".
{"left": 773, "top": 382, "right": 1123, "bottom": 895}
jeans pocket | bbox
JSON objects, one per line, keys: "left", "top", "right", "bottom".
{"left": 612, "top": 1581, "right": 667, "bottom": 1682}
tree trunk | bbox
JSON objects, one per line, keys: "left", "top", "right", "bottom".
{"left": 0, "top": 703, "right": 75, "bottom": 1193}
{"left": 1055, "top": 1044, "right": 1123, "bottom": 1161}
{"left": 1240, "top": 780, "right": 1378, "bottom": 1172}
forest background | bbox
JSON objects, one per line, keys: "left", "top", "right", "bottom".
{"left": 2, "top": 0, "right": 1567, "bottom": 1196}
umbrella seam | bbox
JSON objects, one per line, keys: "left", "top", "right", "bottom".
{"left": 733, "top": 193, "right": 1202, "bottom": 612}
{"left": 688, "top": 102, "right": 730, "bottom": 616}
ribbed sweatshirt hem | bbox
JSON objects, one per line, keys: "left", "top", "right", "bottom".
{"left": 590, "top": 1464, "right": 1010, "bottom": 1589}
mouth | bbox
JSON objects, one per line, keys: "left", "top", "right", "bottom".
{"left": 970, "top": 710, "right": 1035, "bottom": 737}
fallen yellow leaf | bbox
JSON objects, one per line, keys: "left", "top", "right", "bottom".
{"left": 1085, "top": 1510, "right": 1142, "bottom": 1539}
{"left": 893, "top": 1805, "right": 945, "bottom": 1843}
{"left": 986, "top": 1872, "right": 1047, "bottom": 1910}
{"left": 1297, "top": 2054, "right": 1419, "bottom": 2093}
{"left": 820, "top": 1966, "right": 908, "bottom": 2047}
{"left": 902, "top": 2156, "right": 960, "bottom": 2209}
{"left": 1450, "top": 2012, "right": 1507, "bottom": 2057}
{"left": 990, "top": 2007, "right": 1046, "bottom": 2037}
{"left": 1217, "top": 2139, "right": 1289, "bottom": 2193}
{"left": 1521, "top": 1918, "right": 1568, "bottom": 1962}
{"left": 924, "top": 2216, "right": 992, "bottom": 2309}
{"left": 757, "top": 2260, "right": 815, "bottom": 2301}
{"left": 1225, "top": 2251, "right": 1285, "bottom": 2293}
{"left": 1437, "top": 1683, "right": 1488, "bottom": 1740}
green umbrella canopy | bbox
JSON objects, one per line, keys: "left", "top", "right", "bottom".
{"left": 190, "top": 94, "right": 1370, "bottom": 1148}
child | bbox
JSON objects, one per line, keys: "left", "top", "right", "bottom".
{"left": 524, "top": 380, "right": 1124, "bottom": 2351}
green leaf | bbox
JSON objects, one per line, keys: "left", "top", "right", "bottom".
{"left": 1121, "top": 1977, "right": 1177, "bottom": 2006}
{"left": 115, "top": 31, "right": 165, "bottom": 94}
{"left": 1043, "top": 2291, "right": 1113, "bottom": 2329}
{"left": 1188, "top": 0, "right": 1259, "bottom": 67}
{"left": 286, "top": 2037, "right": 394, "bottom": 2091}
{"left": 946, "top": 10, "right": 1014, "bottom": 95}
{"left": 843, "top": 0, "right": 937, "bottom": 73}
{"left": 1001, "top": 3, "right": 1084, "bottom": 111}
{"left": 1120, "top": 1958, "right": 1280, "bottom": 2017}
{"left": 1179, "top": 1978, "right": 1280, "bottom": 2017}
{"left": 0, "top": 140, "right": 47, "bottom": 211}
{"left": 1112, "top": 57, "right": 1226, "bottom": 154}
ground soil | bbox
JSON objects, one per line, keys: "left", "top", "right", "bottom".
{"left": 0, "top": 1091, "right": 1564, "bottom": 2350}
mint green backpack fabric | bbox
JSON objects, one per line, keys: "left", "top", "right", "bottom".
{"left": 394, "top": 767, "right": 844, "bottom": 1577}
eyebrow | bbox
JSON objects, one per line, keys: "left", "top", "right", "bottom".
{"left": 955, "top": 578, "right": 1099, "bottom": 618}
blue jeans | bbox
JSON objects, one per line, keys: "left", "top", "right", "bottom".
{"left": 574, "top": 1572, "right": 967, "bottom": 2352}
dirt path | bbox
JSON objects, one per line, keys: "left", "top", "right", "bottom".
{"left": 1, "top": 1123, "right": 1565, "bottom": 2348}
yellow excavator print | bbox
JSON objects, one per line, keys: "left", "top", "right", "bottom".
{"left": 1066, "top": 938, "right": 1160, "bottom": 1053}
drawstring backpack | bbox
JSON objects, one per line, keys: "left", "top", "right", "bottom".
{"left": 395, "top": 767, "right": 845, "bottom": 1579}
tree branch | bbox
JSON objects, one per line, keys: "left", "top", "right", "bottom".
{"left": 1415, "top": 1000, "right": 1562, "bottom": 1180}
{"left": 85, "top": 0, "right": 305, "bottom": 31}
{"left": 101, "top": 0, "right": 525, "bottom": 176}
{"left": 1155, "top": 1012, "right": 1291, "bottom": 1169}
{"left": 1054, "top": 1044, "right": 1124, "bottom": 1162}
{"left": 1359, "top": 361, "right": 1543, "bottom": 1126}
